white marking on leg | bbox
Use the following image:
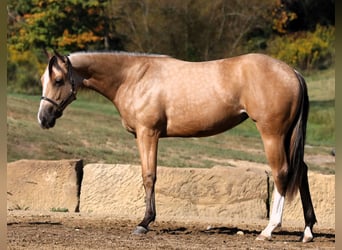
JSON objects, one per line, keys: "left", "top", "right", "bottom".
{"left": 256, "top": 187, "right": 285, "bottom": 240}
{"left": 302, "top": 226, "right": 313, "bottom": 243}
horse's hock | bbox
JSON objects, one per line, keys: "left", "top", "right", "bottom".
{"left": 7, "top": 160, "right": 334, "bottom": 229}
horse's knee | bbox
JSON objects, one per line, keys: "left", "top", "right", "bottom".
{"left": 142, "top": 173, "right": 156, "bottom": 189}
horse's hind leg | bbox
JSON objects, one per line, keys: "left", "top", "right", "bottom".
{"left": 257, "top": 186, "right": 285, "bottom": 241}
{"left": 299, "top": 162, "right": 317, "bottom": 242}
{"left": 256, "top": 133, "right": 288, "bottom": 241}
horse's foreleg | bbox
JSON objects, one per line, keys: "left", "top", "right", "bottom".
{"left": 133, "top": 127, "right": 159, "bottom": 234}
{"left": 299, "top": 162, "right": 317, "bottom": 243}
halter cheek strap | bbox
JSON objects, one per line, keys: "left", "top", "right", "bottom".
{"left": 41, "top": 96, "right": 60, "bottom": 107}
{"left": 40, "top": 87, "right": 76, "bottom": 113}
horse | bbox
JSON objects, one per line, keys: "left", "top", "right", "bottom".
{"left": 37, "top": 51, "right": 317, "bottom": 242}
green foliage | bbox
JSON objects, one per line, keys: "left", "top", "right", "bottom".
{"left": 7, "top": 46, "right": 43, "bottom": 94}
{"left": 51, "top": 207, "right": 69, "bottom": 212}
{"left": 7, "top": 0, "right": 124, "bottom": 93}
{"left": 7, "top": 0, "right": 115, "bottom": 53}
{"left": 267, "top": 25, "right": 335, "bottom": 70}
{"left": 7, "top": 1, "right": 334, "bottom": 93}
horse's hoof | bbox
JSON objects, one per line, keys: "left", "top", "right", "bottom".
{"left": 301, "top": 235, "right": 314, "bottom": 243}
{"left": 255, "top": 234, "right": 271, "bottom": 241}
{"left": 301, "top": 226, "right": 314, "bottom": 243}
{"left": 132, "top": 226, "right": 148, "bottom": 235}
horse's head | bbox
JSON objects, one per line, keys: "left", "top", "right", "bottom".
{"left": 38, "top": 51, "right": 78, "bottom": 129}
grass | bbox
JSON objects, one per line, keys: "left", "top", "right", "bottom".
{"left": 304, "top": 68, "right": 335, "bottom": 145}
{"left": 7, "top": 68, "right": 334, "bottom": 173}
{"left": 9, "top": 204, "right": 30, "bottom": 211}
{"left": 304, "top": 68, "right": 335, "bottom": 101}
{"left": 51, "top": 207, "right": 69, "bottom": 213}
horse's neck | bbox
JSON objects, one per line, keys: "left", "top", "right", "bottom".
{"left": 70, "top": 53, "right": 130, "bottom": 101}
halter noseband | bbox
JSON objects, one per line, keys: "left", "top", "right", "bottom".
{"left": 41, "top": 56, "right": 77, "bottom": 114}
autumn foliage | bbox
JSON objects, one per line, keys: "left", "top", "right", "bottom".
{"left": 7, "top": 0, "right": 334, "bottom": 93}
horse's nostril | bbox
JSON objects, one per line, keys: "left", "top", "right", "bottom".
{"left": 55, "top": 110, "right": 63, "bottom": 118}
{"left": 38, "top": 110, "right": 56, "bottom": 129}
{"left": 39, "top": 117, "right": 48, "bottom": 129}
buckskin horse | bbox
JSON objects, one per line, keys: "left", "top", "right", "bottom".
{"left": 37, "top": 51, "right": 317, "bottom": 242}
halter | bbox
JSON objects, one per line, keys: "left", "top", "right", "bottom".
{"left": 41, "top": 56, "right": 77, "bottom": 114}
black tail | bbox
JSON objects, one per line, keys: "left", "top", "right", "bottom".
{"left": 285, "top": 70, "right": 309, "bottom": 200}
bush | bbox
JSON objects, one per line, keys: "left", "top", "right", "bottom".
{"left": 7, "top": 46, "right": 45, "bottom": 94}
{"left": 267, "top": 25, "right": 335, "bottom": 70}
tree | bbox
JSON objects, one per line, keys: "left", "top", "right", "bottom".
{"left": 7, "top": 0, "right": 124, "bottom": 93}
{"left": 111, "top": 0, "right": 274, "bottom": 61}
{"left": 7, "top": 0, "right": 335, "bottom": 93}
{"left": 272, "top": 0, "right": 335, "bottom": 34}
{"left": 7, "top": 0, "right": 124, "bottom": 54}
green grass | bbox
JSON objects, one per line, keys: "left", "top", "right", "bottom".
{"left": 7, "top": 68, "right": 334, "bottom": 173}
{"left": 304, "top": 68, "right": 335, "bottom": 145}
{"left": 51, "top": 207, "right": 69, "bottom": 213}
{"left": 304, "top": 68, "right": 335, "bottom": 101}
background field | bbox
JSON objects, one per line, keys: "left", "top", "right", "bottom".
{"left": 7, "top": 69, "right": 335, "bottom": 174}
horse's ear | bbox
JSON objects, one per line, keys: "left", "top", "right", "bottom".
{"left": 53, "top": 49, "right": 67, "bottom": 63}
{"left": 44, "top": 49, "right": 53, "bottom": 60}
{"left": 48, "top": 55, "right": 57, "bottom": 76}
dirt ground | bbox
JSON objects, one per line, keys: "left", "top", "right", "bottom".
{"left": 7, "top": 211, "right": 335, "bottom": 250}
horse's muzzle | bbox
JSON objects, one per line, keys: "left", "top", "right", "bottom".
{"left": 38, "top": 108, "right": 63, "bottom": 129}
{"left": 39, "top": 116, "right": 56, "bottom": 129}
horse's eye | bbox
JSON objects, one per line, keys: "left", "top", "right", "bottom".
{"left": 55, "top": 78, "right": 64, "bottom": 86}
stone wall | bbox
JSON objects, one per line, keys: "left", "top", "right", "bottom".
{"left": 7, "top": 160, "right": 335, "bottom": 229}
{"left": 80, "top": 164, "right": 269, "bottom": 223}
{"left": 7, "top": 159, "right": 83, "bottom": 212}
